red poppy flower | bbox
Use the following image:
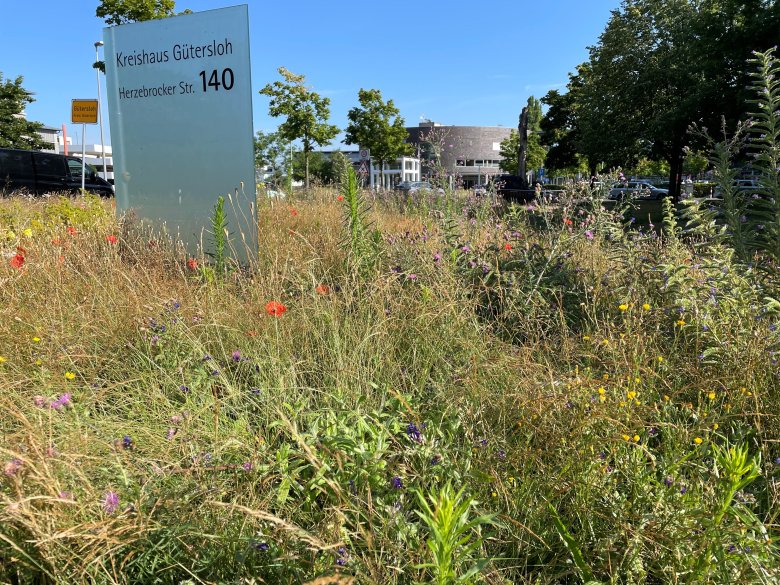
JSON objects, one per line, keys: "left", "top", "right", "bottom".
{"left": 504, "top": 243, "right": 512, "bottom": 251}
{"left": 187, "top": 257, "right": 199, "bottom": 270}
{"left": 66, "top": 227, "right": 77, "bottom": 236}
{"left": 265, "top": 301, "right": 287, "bottom": 316}
{"left": 106, "top": 235, "right": 117, "bottom": 244}
{"left": 9, "top": 254, "right": 25, "bottom": 269}
{"left": 315, "top": 284, "right": 330, "bottom": 295}
{"left": 337, "top": 195, "right": 344, "bottom": 201}
{"left": 289, "top": 208, "right": 298, "bottom": 217}
{"left": 563, "top": 218, "right": 573, "bottom": 226}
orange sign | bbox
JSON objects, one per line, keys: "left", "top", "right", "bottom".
{"left": 71, "top": 99, "right": 98, "bottom": 124}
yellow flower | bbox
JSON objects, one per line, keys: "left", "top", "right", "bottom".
{"left": 23, "top": 228, "right": 33, "bottom": 237}
{"left": 32, "top": 336, "right": 41, "bottom": 343}
{"left": 622, "top": 434, "right": 631, "bottom": 441}
{"left": 676, "top": 319, "right": 686, "bottom": 326}
{"left": 602, "top": 339, "right": 609, "bottom": 346}
{"left": 713, "top": 423, "right": 719, "bottom": 430}
{"left": 6, "top": 230, "right": 15, "bottom": 240}
{"left": 598, "top": 387, "right": 606, "bottom": 395}
{"left": 707, "top": 392, "right": 716, "bottom": 400}
{"left": 0, "top": 356, "right": 6, "bottom": 364}
{"left": 633, "top": 435, "right": 640, "bottom": 443}
{"left": 627, "top": 391, "right": 637, "bottom": 400}
{"left": 642, "top": 303, "right": 651, "bottom": 310}
{"left": 663, "top": 395, "right": 670, "bottom": 401}
{"left": 619, "top": 332, "right": 625, "bottom": 339}
{"left": 64, "top": 372, "right": 76, "bottom": 380}
{"left": 582, "top": 335, "right": 591, "bottom": 341}
{"left": 694, "top": 437, "right": 703, "bottom": 445}
{"left": 657, "top": 356, "right": 664, "bottom": 363}
{"left": 603, "top": 373, "right": 609, "bottom": 380}
{"left": 35, "top": 359, "right": 42, "bottom": 366}
{"left": 619, "top": 303, "right": 629, "bottom": 311}
{"left": 634, "top": 377, "right": 641, "bottom": 384}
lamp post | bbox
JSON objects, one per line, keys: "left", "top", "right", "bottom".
{"left": 94, "top": 41, "right": 107, "bottom": 181}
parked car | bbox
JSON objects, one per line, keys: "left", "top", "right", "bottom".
{"left": 394, "top": 181, "right": 443, "bottom": 194}
{"left": 473, "top": 183, "right": 488, "bottom": 196}
{"left": 713, "top": 179, "right": 764, "bottom": 198}
{"left": 608, "top": 181, "right": 668, "bottom": 200}
{"left": 0, "top": 148, "right": 114, "bottom": 197}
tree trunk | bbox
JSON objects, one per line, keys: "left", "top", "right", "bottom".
{"left": 304, "top": 149, "right": 310, "bottom": 191}
{"left": 666, "top": 133, "right": 684, "bottom": 203}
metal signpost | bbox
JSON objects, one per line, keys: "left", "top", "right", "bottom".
{"left": 103, "top": 5, "right": 256, "bottom": 262}
{"left": 71, "top": 99, "right": 98, "bottom": 191}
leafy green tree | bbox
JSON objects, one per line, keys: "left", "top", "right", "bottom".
{"left": 345, "top": 89, "right": 411, "bottom": 187}
{"left": 567, "top": 0, "right": 779, "bottom": 200}
{"left": 291, "top": 150, "right": 337, "bottom": 185}
{"left": 260, "top": 67, "right": 339, "bottom": 190}
{"left": 0, "top": 73, "right": 47, "bottom": 150}
{"left": 683, "top": 149, "right": 709, "bottom": 177}
{"left": 254, "top": 130, "right": 290, "bottom": 185}
{"left": 540, "top": 68, "right": 587, "bottom": 172}
{"left": 96, "top": 0, "right": 180, "bottom": 25}
{"left": 499, "top": 130, "right": 519, "bottom": 173}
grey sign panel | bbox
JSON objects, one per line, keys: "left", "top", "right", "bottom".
{"left": 104, "top": 5, "right": 257, "bottom": 262}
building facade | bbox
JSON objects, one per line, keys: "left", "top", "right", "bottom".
{"left": 405, "top": 121, "right": 513, "bottom": 188}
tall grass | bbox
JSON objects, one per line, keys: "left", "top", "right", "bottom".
{"left": 1, "top": 55, "right": 780, "bottom": 584}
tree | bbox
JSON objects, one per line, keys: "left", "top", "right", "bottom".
{"left": 254, "top": 130, "right": 290, "bottom": 186}
{"left": 345, "top": 89, "right": 411, "bottom": 187}
{"left": 0, "top": 73, "right": 47, "bottom": 150}
{"left": 96, "top": 0, "right": 181, "bottom": 26}
{"left": 260, "top": 68, "right": 339, "bottom": 190}
{"left": 564, "top": 0, "right": 780, "bottom": 200}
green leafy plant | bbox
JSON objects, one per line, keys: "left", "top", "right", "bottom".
{"left": 209, "top": 195, "right": 228, "bottom": 275}
{"left": 415, "top": 483, "right": 494, "bottom": 585}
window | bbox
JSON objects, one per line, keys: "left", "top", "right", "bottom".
{"left": 405, "top": 161, "right": 413, "bottom": 170}
{"left": 456, "top": 159, "right": 466, "bottom": 166}
{"left": 32, "top": 153, "right": 67, "bottom": 180}
{"left": 0, "top": 150, "right": 34, "bottom": 180}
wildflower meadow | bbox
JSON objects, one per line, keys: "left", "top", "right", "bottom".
{"left": 1, "top": 51, "right": 780, "bottom": 585}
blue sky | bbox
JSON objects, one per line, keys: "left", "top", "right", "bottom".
{"left": 2, "top": 0, "right": 620, "bottom": 146}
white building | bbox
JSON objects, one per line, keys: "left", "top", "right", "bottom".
{"left": 318, "top": 149, "right": 421, "bottom": 189}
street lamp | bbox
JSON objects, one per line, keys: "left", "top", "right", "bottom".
{"left": 94, "top": 40, "right": 107, "bottom": 181}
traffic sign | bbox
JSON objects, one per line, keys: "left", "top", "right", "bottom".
{"left": 358, "top": 160, "right": 369, "bottom": 175}
{"left": 359, "top": 148, "right": 370, "bottom": 161}
{"left": 71, "top": 99, "right": 98, "bottom": 124}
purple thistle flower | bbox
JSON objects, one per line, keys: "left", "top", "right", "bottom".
{"left": 33, "top": 395, "right": 47, "bottom": 408}
{"left": 103, "top": 491, "right": 119, "bottom": 514}
{"left": 433, "top": 252, "right": 442, "bottom": 262}
{"left": 585, "top": 230, "right": 594, "bottom": 240}
{"left": 50, "top": 393, "right": 72, "bottom": 411}
{"left": 58, "top": 491, "right": 73, "bottom": 501}
{"left": 242, "top": 461, "right": 253, "bottom": 471}
{"left": 407, "top": 273, "right": 418, "bottom": 281}
{"left": 232, "top": 350, "right": 241, "bottom": 362}
{"left": 166, "top": 428, "right": 177, "bottom": 440}
{"left": 179, "top": 385, "right": 190, "bottom": 393}
{"left": 3, "top": 459, "right": 22, "bottom": 477}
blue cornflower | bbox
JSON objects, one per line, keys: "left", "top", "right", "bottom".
{"left": 406, "top": 422, "right": 422, "bottom": 443}
{"left": 253, "top": 541, "right": 270, "bottom": 552}
{"left": 391, "top": 476, "right": 403, "bottom": 489}
{"left": 122, "top": 435, "right": 133, "bottom": 449}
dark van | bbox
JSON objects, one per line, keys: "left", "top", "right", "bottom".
{"left": 0, "top": 148, "right": 114, "bottom": 197}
